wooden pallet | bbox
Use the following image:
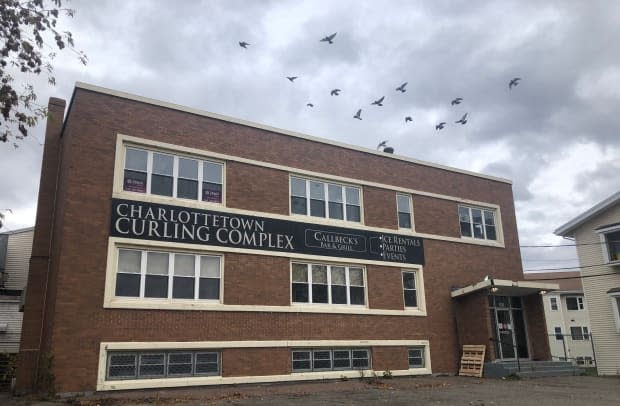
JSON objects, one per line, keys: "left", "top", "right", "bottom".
{"left": 459, "top": 345, "right": 486, "bottom": 377}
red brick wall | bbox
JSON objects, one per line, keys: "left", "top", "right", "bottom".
{"left": 454, "top": 291, "right": 495, "bottom": 362}
{"left": 18, "top": 88, "right": 528, "bottom": 393}
{"left": 413, "top": 196, "right": 461, "bottom": 238}
{"left": 371, "top": 346, "right": 409, "bottom": 371}
{"left": 223, "top": 348, "right": 290, "bottom": 376}
{"left": 523, "top": 294, "right": 551, "bottom": 361}
{"left": 224, "top": 254, "right": 290, "bottom": 306}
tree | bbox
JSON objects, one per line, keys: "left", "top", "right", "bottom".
{"left": 0, "top": 0, "right": 87, "bottom": 148}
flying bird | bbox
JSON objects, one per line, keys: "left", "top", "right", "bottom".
{"left": 451, "top": 97, "right": 463, "bottom": 105}
{"left": 306, "top": 103, "right": 314, "bottom": 107}
{"left": 396, "top": 82, "right": 408, "bottom": 92}
{"left": 435, "top": 122, "right": 446, "bottom": 130}
{"left": 377, "top": 140, "right": 388, "bottom": 150}
{"left": 239, "top": 41, "right": 250, "bottom": 48}
{"left": 509, "top": 77, "right": 521, "bottom": 89}
{"left": 330, "top": 89, "right": 341, "bottom": 96}
{"left": 320, "top": 32, "right": 337, "bottom": 44}
{"left": 455, "top": 113, "right": 468, "bottom": 125}
{"left": 286, "top": 76, "right": 298, "bottom": 82}
{"left": 371, "top": 96, "right": 385, "bottom": 106}
{"left": 405, "top": 116, "right": 413, "bottom": 123}
{"left": 353, "top": 109, "right": 362, "bottom": 120}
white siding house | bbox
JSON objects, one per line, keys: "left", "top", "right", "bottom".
{"left": 555, "top": 192, "right": 620, "bottom": 375}
{"left": 525, "top": 272, "right": 594, "bottom": 366}
{"left": 0, "top": 228, "right": 34, "bottom": 354}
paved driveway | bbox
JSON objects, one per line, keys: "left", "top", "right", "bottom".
{"left": 3, "top": 375, "right": 619, "bottom": 405}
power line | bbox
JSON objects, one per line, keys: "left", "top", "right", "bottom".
{"left": 523, "top": 262, "right": 617, "bottom": 272}
{"left": 521, "top": 241, "right": 619, "bottom": 248}
{"left": 523, "top": 271, "right": 619, "bottom": 281}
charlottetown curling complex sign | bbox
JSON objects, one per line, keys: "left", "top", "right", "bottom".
{"left": 110, "top": 199, "right": 425, "bottom": 265}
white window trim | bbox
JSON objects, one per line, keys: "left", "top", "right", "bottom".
{"left": 116, "top": 248, "right": 222, "bottom": 302}
{"left": 458, "top": 204, "right": 501, "bottom": 243}
{"left": 401, "top": 270, "right": 421, "bottom": 310}
{"left": 609, "top": 291, "right": 620, "bottom": 332}
{"left": 290, "top": 262, "right": 368, "bottom": 307}
{"left": 565, "top": 296, "right": 585, "bottom": 311}
{"left": 550, "top": 297, "right": 558, "bottom": 311}
{"left": 104, "top": 237, "right": 427, "bottom": 316}
{"left": 289, "top": 175, "right": 364, "bottom": 225}
{"left": 97, "top": 339, "right": 432, "bottom": 391}
{"left": 114, "top": 134, "right": 504, "bottom": 249}
{"left": 115, "top": 139, "right": 226, "bottom": 207}
{"left": 596, "top": 225, "right": 620, "bottom": 265}
{"left": 396, "top": 193, "right": 415, "bottom": 231}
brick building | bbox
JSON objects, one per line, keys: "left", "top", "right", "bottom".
{"left": 17, "top": 83, "right": 555, "bottom": 393}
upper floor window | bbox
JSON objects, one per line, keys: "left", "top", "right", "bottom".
{"left": 290, "top": 176, "right": 361, "bottom": 222}
{"left": 459, "top": 205, "right": 497, "bottom": 241}
{"left": 550, "top": 297, "right": 558, "bottom": 311}
{"left": 604, "top": 230, "right": 620, "bottom": 262}
{"left": 115, "top": 248, "right": 221, "bottom": 301}
{"left": 397, "top": 194, "right": 412, "bottom": 229}
{"left": 291, "top": 262, "right": 365, "bottom": 306}
{"left": 124, "top": 147, "right": 223, "bottom": 204}
{"left": 402, "top": 271, "right": 418, "bottom": 308}
{"left": 553, "top": 327, "right": 563, "bottom": 340}
{"left": 566, "top": 296, "right": 584, "bottom": 311}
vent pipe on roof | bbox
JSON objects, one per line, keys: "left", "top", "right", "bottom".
{"left": 383, "top": 147, "right": 394, "bottom": 154}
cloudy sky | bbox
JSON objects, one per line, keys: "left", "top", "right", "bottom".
{"left": 1, "top": 0, "right": 619, "bottom": 272}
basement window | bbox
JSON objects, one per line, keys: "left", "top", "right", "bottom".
{"left": 291, "top": 349, "right": 370, "bottom": 372}
{"left": 107, "top": 350, "right": 220, "bottom": 380}
{"left": 408, "top": 347, "right": 425, "bottom": 368}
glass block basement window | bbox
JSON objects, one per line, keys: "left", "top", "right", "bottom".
{"left": 107, "top": 351, "right": 220, "bottom": 380}
{"left": 291, "top": 348, "right": 370, "bottom": 372}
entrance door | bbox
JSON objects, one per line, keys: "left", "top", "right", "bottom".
{"left": 489, "top": 296, "right": 530, "bottom": 360}
{"left": 496, "top": 309, "right": 516, "bottom": 359}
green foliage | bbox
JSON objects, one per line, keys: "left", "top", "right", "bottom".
{"left": 0, "top": 0, "right": 87, "bottom": 148}
{"left": 382, "top": 369, "right": 393, "bottom": 379}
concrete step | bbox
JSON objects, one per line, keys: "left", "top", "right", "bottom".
{"left": 516, "top": 368, "right": 583, "bottom": 378}
{"left": 483, "top": 361, "right": 583, "bottom": 378}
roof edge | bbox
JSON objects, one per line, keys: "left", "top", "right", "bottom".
{"left": 74, "top": 82, "right": 512, "bottom": 185}
{"left": 554, "top": 191, "right": 620, "bottom": 236}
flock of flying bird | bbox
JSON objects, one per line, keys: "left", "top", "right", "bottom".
{"left": 238, "top": 33, "right": 523, "bottom": 141}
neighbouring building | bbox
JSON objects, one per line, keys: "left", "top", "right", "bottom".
{"left": 555, "top": 191, "right": 620, "bottom": 375}
{"left": 0, "top": 227, "right": 34, "bottom": 389}
{"left": 524, "top": 272, "right": 594, "bottom": 366}
{"left": 17, "top": 82, "right": 556, "bottom": 394}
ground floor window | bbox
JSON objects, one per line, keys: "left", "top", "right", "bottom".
{"left": 291, "top": 262, "right": 366, "bottom": 306}
{"left": 408, "top": 347, "right": 425, "bottom": 368}
{"left": 291, "top": 349, "right": 370, "bottom": 372}
{"left": 107, "top": 350, "right": 220, "bottom": 380}
{"left": 115, "top": 248, "right": 221, "bottom": 301}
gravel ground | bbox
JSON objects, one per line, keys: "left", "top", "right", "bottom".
{"left": 2, "top": 375, "right": 619, "bottom": 405}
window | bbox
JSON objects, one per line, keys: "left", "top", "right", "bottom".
{"left": 107, "top": 350, "right": 220, "bottom": 380}
{"left": 115, "top": 248, "right": 221, "bottom": 301}
{"left": 397, "top": 194, "right": 412, "bottom": 229}
{"left": 570, "top": 326, "right": 589, "bottom": 341}
{"left": 550, "top": 297, "right": 558, "bottom": 311}
{"left": 408, "top": 348, "right": 425, "bottom": 368}
{"left": 604, "top": 230, "right": 620, "bottom": 262}
{"left": 402, "top": 271, "right": 418, "bottom": 308}
{"left": 123, "top": 147, "right": 223, "bottom": 203}
{"left": 610, "top": 292, "right": 620, "bottom": 332}
{"left": 291, "top": 349, "right": 370, "bottom": 372}
{"left": 458, "top": 205, "right": 497, "bottom": 241}
{"left": 566, "top": 296, "right": 584, "bottom": 311}
{"left": 291, "top": 262, "right": 365, "bottom": 306}
{"left": 554, "top": 327, "right": 563, "bottom": 341}
{"left": 290, "top": 177, "right": 361, "bottom": 222}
